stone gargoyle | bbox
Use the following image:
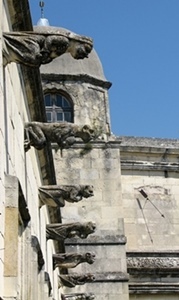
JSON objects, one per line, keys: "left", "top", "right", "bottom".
{"left": 53, "top": 252, "right": 96, "bottom": 269}
{"left": 39, "top": 185, "right": 94, "bottom": 207}
{"left": 46, "top": 221, "right": 96, "bottom": 241}
{"left": 59, "top": 273, "right": 95, "bottom": 288}
{"left": 3, "top": 26, "right": 93, "bottom": 67}
{"left": 24, "top": 122, "right": 94, "bottom": 151}
{"left": 62, "top": 293, "right": 95, "bottom": 300}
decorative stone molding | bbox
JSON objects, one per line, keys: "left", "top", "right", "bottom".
{"left": 59, "top": 273, "right": 95, "bottom": 288}
{"left": 51, "top": 140, "right": 122, "bottom": 153}
{"left": 39, "top": 185, "right": 94, "bottom": 207}
{"left": 120, "top": 136, "right": 179, "bottom": 149}
{"left": 46, "top": 221, "right": 96, "bottom": 241}
{"left": 127, "top": 252, "right": 179, "bottom": 276}
{"left": 128, "top": 256, "right": 179, "bottom": 269}
{"left": 121, "top": 160, "right": 179, "bottom": 172}
{"left": 53, "top": 252, "right": 95, "bottom": 269}
{"left": 127, "top": 252, "right": 179, "bottom": 294}
{"left": 24, "top": 122, "right": 95, "bottom": 151}
{"left": 129, "top": 283, "right": 179, "bottom": 294}
{"left": 3, "top": 28, "right": 93, "bottom": 67}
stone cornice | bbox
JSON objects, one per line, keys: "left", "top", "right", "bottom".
{"left": 127, "top": 252, "right": 179, "bottom": 276}
{"left": 65, "top": 234, "right": 127, "bottom": 245}
{"left": 121, "top": 160, "right": 179, "bottom": 171}
{"left": 119, "top": 136, "right": 179, "bottom": 150}
{"left": 120, "top": 145, "right": 179, "bottom": 154}
{"left": 128, "top": 252, "right": 179, "bottom": 294}
{"left": 41, "top": 74, "right": 112, "bottom": 89}
{"left": 129, "top": 283, "right": 179, "bottom": 294}
{"left": 52, "top": 140, "right": 122, "bottom": 152}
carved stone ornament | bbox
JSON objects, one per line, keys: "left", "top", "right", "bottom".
{"left": 24, "top": 122, "right": 95, "bottom": 151}
{"left": 59, "top": 273, "right": 95, "bottom": 288}
{"left": 46, "top": 221, "right": 96, "bottom": 241}
{"left": 62, "top": 293, "right": 95, "bottom": 300}
{"left": 127, "top": 256, "right": 179, "bottom": 269}
{"left": 127, "top": 252, "right": 179, "bottom": 276}
{"left": 53, "top": 252, "right": 95, "bottom": 269}
{"left": 3, "top": 27, "right": 93, "bottom": 67}
{"left": 39, "top": 185, "right": 94, "bottom": 207}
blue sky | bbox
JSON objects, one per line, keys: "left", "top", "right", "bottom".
{"left": 29, "top": 0, "right": 179, "bottom": 139}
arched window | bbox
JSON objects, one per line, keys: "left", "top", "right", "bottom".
{"left": 44, "top": 93, "right": 73, "bottom": 123}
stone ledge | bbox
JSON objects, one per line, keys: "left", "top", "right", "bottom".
{"left": 52, "top": 140, "right": 122, "bottom": 151}
{"left": 41, "top": 73, "right": 112, "bottom": 89}
{"left": 65, "top": 234, "right": 127, "bottom": 245}
{"left": 121, "top": 160, "right": 179, "bottom": 171}
{"left": 119, "top": 136, "right": 179, "bottom": 149}
{"left": 94, "top": 272, "right": 129, "bottom": 282}
{"left": 129, "top": 283, "right": 179, "bottom": 294}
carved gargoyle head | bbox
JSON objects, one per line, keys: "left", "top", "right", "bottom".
{"left": 77, "top": 125, "right": 95, "bottom": 143}
{"left": 80, "top": 221, "right": 96, "bottom": 239}
{"left": 69, "top": 42, "right": 92, "bottom": 59}
{"left": 85, "top": 273, "right": 95, "bottom": 282}
{"left": 85, "top": 252, "right": 96, "bottom": 264}
{"left": 82, "top": 185, "right": 94, "bottom": 198}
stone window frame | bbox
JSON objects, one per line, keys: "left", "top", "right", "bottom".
{"left": 44, "top": 89, "right": 74, "bottom": 123}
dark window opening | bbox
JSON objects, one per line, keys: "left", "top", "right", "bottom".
{"left": 44, "top": 93, "right": 73, "bottom": 123}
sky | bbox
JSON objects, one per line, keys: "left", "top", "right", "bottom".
{"left": 29, "top": 0, "right": 179, "bottom": 139}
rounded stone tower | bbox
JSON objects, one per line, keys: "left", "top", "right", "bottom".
{"left": 36, "top": 25, "right": 112, "bottom": 137}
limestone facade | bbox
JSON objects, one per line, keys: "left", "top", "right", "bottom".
{"left": 2, "top": 0, "right": 179, "bottom": 300}
{"left": 1, "top": 1, "right": 61, "bottom": 299}
{"left": 120, "top": 137, "right": 179, "bottom": 298}
{"left": 52, "top": 142, "right": 128, "bottom": 300}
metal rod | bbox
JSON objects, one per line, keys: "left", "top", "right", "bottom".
{"left": 139, "top": 189, "right": 165, "bottom": 218}
{"left": 136, "top": 198, "right": 153, "bottom": 243}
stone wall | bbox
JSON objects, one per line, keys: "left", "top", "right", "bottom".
{"left": 0, "top": 0, "right": 5, "bottom": 296}
{"left": 53, "top": 141, "right": 129, "bottom": 300}
{"left": 1, "top": 1, "right": 61, "bottom": 299}
{"left": 120, "top": 137, "right": 179, "bottom": 298}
